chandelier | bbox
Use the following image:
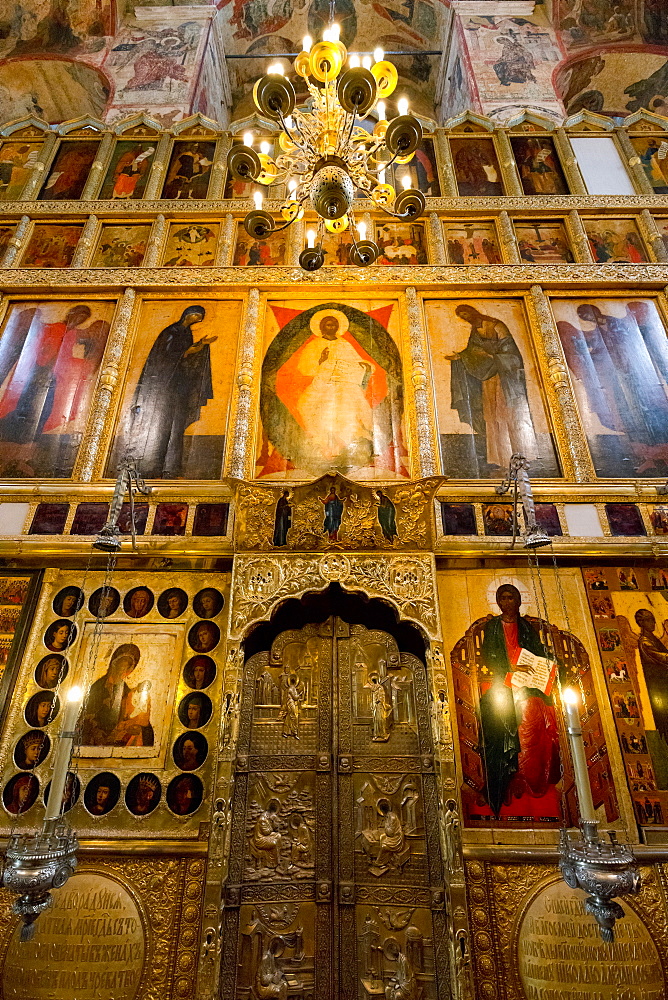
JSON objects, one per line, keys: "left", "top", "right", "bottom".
{"left": 227, "top": 24, "right": 426, "bottom": 270}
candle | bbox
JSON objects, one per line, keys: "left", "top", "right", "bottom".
{"left": 377, "top": 101, "right": 386, "bottom": 122}
{"left": 401, "top": 174, "right": 412, "bottom": 190}
{"left": 378, "top": 167, "right": 386, "bottom": 184}
{"left": 44, "top": 686, "right": 82, "bottom": 822}
{"left": 243, "top": 131, "right": 254, "bottom": 148}
{"left": 357, "top": 221, "right": 367, "bottom": 241}
{"left": 306, "top": 229, "right": 316, "bottom": 248}
{"left": 362, "top": 55, "right": 372, "bottom": 70}
{"left": 253, "top": 190, "right": 263, "bottom": 210}
{"left": 302, "top": 34, "right": 312, "bottom": 52}
{"left": 349, "top": 54, "right": 360, "bottom": 68}
{"left": 373, "top": 47, "right": 384, "bottom": 64}
{"left": 260, "top": 140, "right": 271, "bottom": 155}
{"left": 562, "top": 688, "right": 596, "bottom": 824}
{"left": 330, "top": 23, "right": 341, "bottom": 41}
{"left": 398, "top": 96, "right": 409, "bottom": 116}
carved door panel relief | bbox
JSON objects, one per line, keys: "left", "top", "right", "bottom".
{"left": 221, "top": 619, "right": 449, "bottom": 1000}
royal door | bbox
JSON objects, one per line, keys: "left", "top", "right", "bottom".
{"left": 220, "top": 618, "right": 450, "bottom": 1000}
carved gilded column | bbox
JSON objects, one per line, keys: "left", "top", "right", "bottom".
{"left": 76, "top": 288, "right": 137, "bottom": 481}
{"left": 428, "top": 211, "right": 446, "bottom": 265}
{"left": 554, "top": 128, "right": 587, "bottom": 195}
{"left": 2, "top": 216, "right": 30, "bottom": 267}
{"left": 495, "top": 129, "right": 522, "bottom": 196}
{"left": 640, "top": 208, "right": 668, "bottom": 263}
{"left": 498, "top": 210, "right": 520, "bottom": 264}
{"left": 228, "top": 288, "right": 260, "bottom": 479}
{"left": 615, "top": 127, "right": 654, "bottom": 196}
{"left": 405, "top": 286, "right": 437, "bottom": 476}
{"left": 143, "top": 133, "right": 172, "bottom": 201}
{"left": 209, "top": 134, "right": 232, "bottom": 200}
{"left": 216, "top": 213, "right": 236, "bottom": 266}
{"left": 434, "top": 129, "right": 457, "bottom": 196}
{"left": 528, "top": 285, "right": 595, "bottom": 482}
{"left": 143, "top": 214, "right": 167, "bottom": 267}
{"left": 70, "top": 215, "right": 98, "bottom": 268}
{"left": 288, "top": 216, "right": 304, "bottom": 265}
{"left": 566, "top": 209, "right": 594, "bottom": 263}
{"left": 20, "top": 133, "right": 58, "bottom": 201}
{"left": 80, "top": 134, "right": 114, "bottom": 200}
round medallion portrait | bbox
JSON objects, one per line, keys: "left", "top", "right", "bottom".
{"left": 34, "top": 653, "right": 68, "bottom": 689}
{"left": 44, "top": 771, "right": 80, "bottom": 814}
{"left": 25, "top": 691, "right": 59, "bottom": 728}
{"left": 178, "top": 692, "right": 212, "bottom": 730}
{"left": 84, "top": 771, "right": 121, "bottom": 817}
{"left": 166, "top": 774, "right": 203, "bottom": 816}
{"left": 157, "top": 587, "right": 188, "bottom": 619}
{"left": 52, "top": 586, "right": 84, "bottom": 618}
{"left": 183, "top": 655, "right": 216, "bottom": 691}
{"left": 193, "top": 588, "right": 224, "bottom": 619}
{"left": 123, "top": 586, "right": 154, "bottom": 619}
{"left": 187, "top": 621, "right": 220, "bottom": 654}
{"left": 172, "top": 731, "right": 208, "bottom": 771}
{"left": 14, "top": 730, "right": 50, "bottom": 770}
{"left": 125, "top": 772, "right": 161, "bottom": 816}
{"left": 44, "top": 619, "right": 77, "bottom": 653}
{"left": 88, "top": 586, "right": 120, "bottom": 618}
{"left": 3, "top": 773, "right": 39, "bottom": 815}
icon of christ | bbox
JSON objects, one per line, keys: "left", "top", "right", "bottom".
{"left": 257, "top": 304, "right": 408, "bottom": 479}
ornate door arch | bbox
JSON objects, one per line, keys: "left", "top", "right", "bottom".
{"left": 220, "top": 617, "right": 450, "bottom": 999}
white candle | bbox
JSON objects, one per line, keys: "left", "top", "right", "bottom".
{"left": 302, "top": 34, "right": 312, "bottom": 52}
{"left": 243, "top": 131, "right": 254, "bottom": 148}
{"left": 253, "top": 190, "right": 263, "bottom": 210}
{"left": 357, "top": 221, "right": 367, "bottom": 241}
{"left": 562, "top": 687, "right": 596, "bottom": 824}
{"left": 349, "top": 54, "right": 360, "bottom": 68}
{"left": 330, "top": 23, "right": 341, "bottom": 41}
{"left": 398, "top": 96, "right": 409, "bottom": 116}
{"left": 306, "top": 229, "right": 316, "bottom": 249}
{"left": 260, "top": 140, "right": 271, "bottom": 155}
{"left": 44, "top": 686, "right": 82, "bottom": 822}
{"left": 377, "top": 101, "right": 386, "bottom": 122}
{"left": 401, "top": 174, "right": 412, "bottom": 190}
{"left": 362, "top": 55, "right": 372, "bottom": 70}
{"left": 373, "top": 47, "right": 384, "bottom": 64}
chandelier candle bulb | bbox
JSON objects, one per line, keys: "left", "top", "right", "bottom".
{"left": 260, "top": 140, "right": 271, "bottom": 155}
{"left": 288, "top": 178, "right": 297, "bottom": 193}
{"left": 357, "top": 220, "right": 367, "bottom": 240}
{"left": 377, "top": 101, "right": 386, "bottom": 121}
{"left": 302, "top": 34, "right": 312, "bottom": 51}
{"left": 44, "top": 686, "right": 83, "bottom": 822}
{"left": 373, "top": 47, "right": 384, "bottom": 64}
{"left": 349, "top": 54, "right": 360, "bottom": 68}
{"left": 401, "top": 173, "right": 412, "bottom": 190}
{"left": 243, "top": 131, "right": 254, "bottom": 148}
{"left": 330, "top": 23, "right": 341, "bottom": 41}
{"left": 362, "top": 55, "right": 372, "bottom": 69}
{"left": 306, "top": 228, "right": 316, "bottom": 248}
{"left": 253, "top": 190, "right": 263, "bottom": 209}
{"left": 562, "top": 688, "right": 597, "bottom": 825}
{"left": 379, "top": 167, "right": 386, "bottom": 184}
{"left": 398, "top": 96, "right": 409, "bottom": 116}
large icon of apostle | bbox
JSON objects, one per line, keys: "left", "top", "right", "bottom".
{"left": 257, "top": 303, "right": 407, "bottom": 479}
{"left": 0, "top": 302, "right": 112, "bottom": 477}
{"left": 477, "top": 584, "right": 560, "bottom": 816}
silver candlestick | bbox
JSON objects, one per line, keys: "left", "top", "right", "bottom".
{"left": 559, "top": 688, "right": 641, "bottom": 942}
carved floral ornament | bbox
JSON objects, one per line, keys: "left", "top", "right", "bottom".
{"left": 229, "top": 553, "right": 440, "bottom": 641}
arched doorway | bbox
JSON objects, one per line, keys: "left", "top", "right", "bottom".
{"left": 220, "top": 586, "right": 450, "bottom": 999}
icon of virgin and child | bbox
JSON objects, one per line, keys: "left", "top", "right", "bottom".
{"left": 257, "top": 304, "right": 408, "bottom": 479}
{"left": 81, "top": 643, "right": 154, "bottom": 748}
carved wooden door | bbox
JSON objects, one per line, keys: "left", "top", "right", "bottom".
{"left": 221, "top": 618, "right": 450, "bottom": 1000}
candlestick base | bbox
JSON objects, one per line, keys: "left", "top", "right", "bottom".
{"left": 558, "top": 827, "right": 641, "bottom": 943}
{"left": 1, "top": 821, "right": 78, "bottom": 941}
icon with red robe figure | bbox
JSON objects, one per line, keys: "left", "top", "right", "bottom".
{"left": 0, "top": 301, "right": 112, "bottom": 477}
{"left": 257, "top": 303, "right": 408, "bottom": 480}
